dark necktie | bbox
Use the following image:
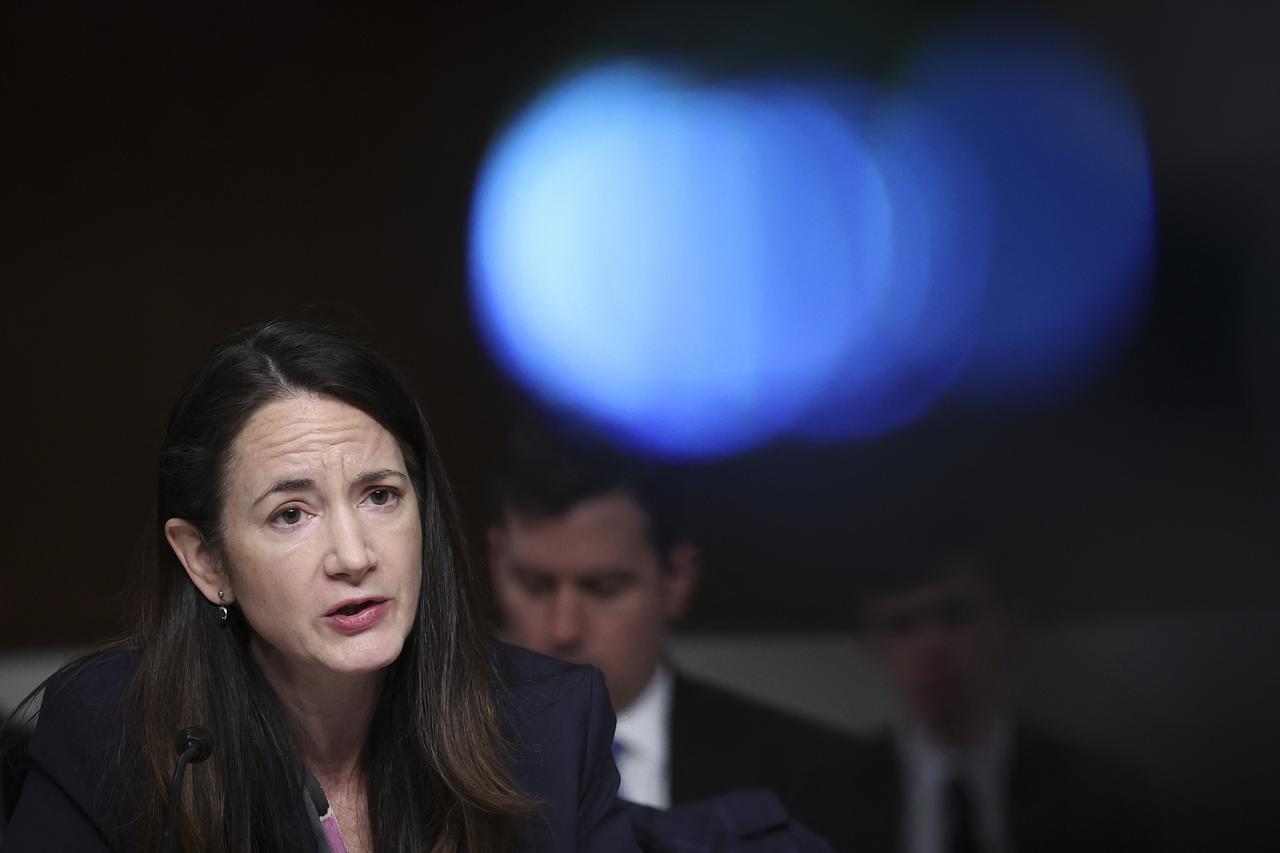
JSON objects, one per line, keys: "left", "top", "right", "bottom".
{"left": 946, "top": 774, "right": 981, "bottom": 853}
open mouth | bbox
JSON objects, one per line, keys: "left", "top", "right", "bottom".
{"left": 327, "top": 598, "right": 385, "bottom": 617}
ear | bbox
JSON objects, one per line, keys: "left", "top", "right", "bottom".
{"left": 164, "top": 518, "right": 233, "bottom": 605}
{"left": 659, "top": 541, "right": 701, "bottom": 622}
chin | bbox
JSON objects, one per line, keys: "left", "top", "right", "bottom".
{"left": 328, "top": 634, "right": 407, "bottom": 675}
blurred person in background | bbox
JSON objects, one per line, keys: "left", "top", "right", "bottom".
{"left": 833, "top": 521, "right": 1156, "bottom": 853}
{"left": 487, "top": 421, "right": 858, "bottom": 842}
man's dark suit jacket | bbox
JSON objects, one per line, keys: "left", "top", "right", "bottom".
{"left": 668, "top": 674, "right": 861, "bottom": 848}
{"left": 819, "top": 725, "right": 1158, "bottom": 853}
{"left": 0, "top": 717, "right": 31, "bottom": 836}
{"left": 625, "top": 789, "right": 834, "bottom": 852}
{"left": 1, "top": 645, "right": 640, "bottom": 852}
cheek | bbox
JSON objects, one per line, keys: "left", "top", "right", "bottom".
{"left": 401, "top": 563, "right": 423, "bottom": 621}
{"left": 607, "top": 595, "right": 663, "bottom": 638}
{"left": 496, "top": 581, "right": 550, "bottom": 626}
{"left": 511, "top": 600, "right": 552, "bottom": 636}
{"left": 239, "top": 570, "right": 310, "bottom": 631}
{"left": 395, "top": 515, "right": 423, "bottom": 569}
{"left": 491, "top": 579, "right": 518, "bottom": 612}
{"left": 392, "top": 516, "right": 418, "bottom": 556}
{"left": 882, "top": 644, "right": 926, "bottom": 678}
{"left": 223, "top": 541, "right": 313, "bottom": 627}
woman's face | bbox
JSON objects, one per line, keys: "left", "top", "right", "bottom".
{"left": 216, "top": 394, "right": 423, "bottom": 683}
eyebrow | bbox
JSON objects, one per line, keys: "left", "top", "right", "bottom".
{"left": 251, "top": 469, "right": 408, "bottom": 507}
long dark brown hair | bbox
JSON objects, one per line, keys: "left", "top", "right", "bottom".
{"left": 120, "top": 320, "right": 536, "bottom": 851}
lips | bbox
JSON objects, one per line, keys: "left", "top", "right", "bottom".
{"left": 323, "top": 597, "right": 390, "bottom": 634}
{"left": 325, "top": 597, "right": 387, "bottom": 617}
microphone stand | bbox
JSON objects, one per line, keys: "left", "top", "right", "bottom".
{"left": 160, "top": 726, "right": 213, "bottom": 853}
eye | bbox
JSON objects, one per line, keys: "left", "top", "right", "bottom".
{"left": 582, "top": 576, "right": 630, "bottom": 599}
{"left": 514, "top": 569, "right": 555, "bottom": 596}
{"left": 271, "top": 506, "right": 308, "bottom": 528}
{"left": 362, "top": 487, "right": 400, "bottom": 508}
{"left": 578, "top": 571, "right": 632, "bottom": 596}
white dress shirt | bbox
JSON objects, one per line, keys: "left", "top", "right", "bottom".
{"left": 612, "top": 664, "right": 674, "bottom": 809}
{"left": 899, "top": 717, "right": 1013, "bottom": 853}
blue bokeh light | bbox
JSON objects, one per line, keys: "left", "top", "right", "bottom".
{"left": 469, "top": 23, "right": 1156, "bottom": 457}
{"left": 470, "top": 63, "right": 892, "bottom": 457}
{"left": 796, "top": 86, "right": 991, "bottom": 440}
{"left": 906, "top": 22, "right": 1157, "bottom": 403}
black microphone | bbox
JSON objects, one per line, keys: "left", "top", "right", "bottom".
{"left": 160, "top": 726, "right": 213, "bottom": 853}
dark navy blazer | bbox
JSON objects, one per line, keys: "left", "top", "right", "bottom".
{"left": 1, "top": 645, "right": 640, "bottom": 852}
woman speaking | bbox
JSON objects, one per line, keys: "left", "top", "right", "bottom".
{"left": 3, "top": 321, "right": 638, "bottom": 852}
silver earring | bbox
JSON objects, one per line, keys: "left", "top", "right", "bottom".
{"left": 217, "top": 590, "right": 228, "bottom": 623}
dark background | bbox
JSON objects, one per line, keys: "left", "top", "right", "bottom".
{"left": 1, "top": 0, "right": 1276, "bottom": 644}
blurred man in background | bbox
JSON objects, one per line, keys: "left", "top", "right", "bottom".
{"left": 487, "top": 421, "right": 857, "bottom": 840}
{"left": 834, "top": 525, "right": 1156, "bottom": 853}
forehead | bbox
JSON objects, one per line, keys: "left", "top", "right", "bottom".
{"left": 501, "top": 492, "right": 659, "bottom": 577}
{"left": 227, "top": 394, "right": 404, "bottom": 491}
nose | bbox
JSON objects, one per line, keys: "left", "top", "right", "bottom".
{"left": 324, "top": 504, "right": 376, "bottom": 580}
{"left": 548, "top": 587, "right": 586, "bottom": 653}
